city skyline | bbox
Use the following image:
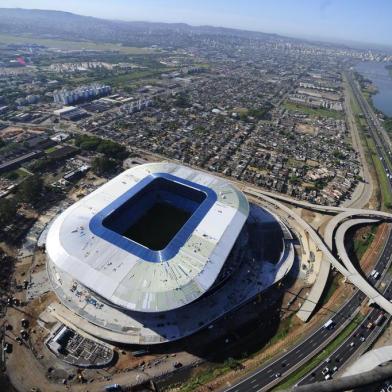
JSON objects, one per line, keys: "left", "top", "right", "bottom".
{"left": 1, "top": 0, "right": 392, "bottom": 48}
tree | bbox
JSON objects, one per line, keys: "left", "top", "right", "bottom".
{"left": 97, "top": 140, "right": 128, "bottom": 159}
{"left": 92, "top": 157, "right": 117, "bottom": 176}
{"left": 4, "top": 171, "right": 19, "bottom": 181}
{"left": 174, "top": 92, "right": 190, "bottom": 108}
{"left": 16, "top": 175, "right": 43, "bottom": 203}
{"left": 333, "top": 150, "right": 345, "bottom": 160}
{"left": 29, "top": 158, "right": 52, "bottom": 173}
{"left": 247, "top": 103, "right": 273, "bottom": 120}
{"left": 75, "top": 135, "right": 128, "bottom": 160}
{"left": 239, "top": 112, "right": 248, "bottom": 122}
{"left": 224, "top": 357, "right": 244, "bottom": 371}
{"left": 0, "top": 198, "right": 17, "bottom": 226}
{"left": 80, "top": 139, "right": 100, "bottom": 151}
{"left": 75, "top": 135, "right": 101, "bottom": 150}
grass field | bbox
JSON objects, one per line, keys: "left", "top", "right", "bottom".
{"left": 353, "top": 224, "right": 377, "bottom": 261}
{"left": 283, "top": 102, "right": 344, "bottom": 119}
{"left": 345, "top": 75, "right": 392, "bottom": 210}
{"left": 365, "top": 137, "right": 392, "bottom": 209}
{"left": 0, "top": 32, "right": 156, "bottom": 54}
{"left": 319, "top": 274, "right": 340, "bottom": 307}
{"left": 349, "top": 92, "right": 362, "bottom": 116}
{"left": 44, "top": 146, "right": 58, "bottom": 154}
{"left": 176, "top": 358, "right": 244, "bottom": 392}
{"left": 273, "top": 314, "right": 363, "bottom": 390}
{"left": 1, "top": 167, "right": 31, "bottom": 181}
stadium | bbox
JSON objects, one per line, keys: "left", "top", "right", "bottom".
{"left": 46, "top": 162, "right": 295, "bottom": 344}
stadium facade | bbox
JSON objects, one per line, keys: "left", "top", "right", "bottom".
{"left": 46, "top": 163, "right": 294, "bottom": 344}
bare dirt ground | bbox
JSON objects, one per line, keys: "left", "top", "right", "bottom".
{"left": 359, "top": 223, "right": 390, "bottom": 274}
{"left": 170, "top": 279, "right": 355, "bottom": 392}
{"left": 2, "top": 154, "right": 388, "bottom": 392}
{"left": 295, "top": 123, "right": 317, "bottom": 135}
{"left": 174, "top": 221, "right": 390, "bottom": 392}
{"left": 373, "top": 322, "right": 392, "bottom": 350}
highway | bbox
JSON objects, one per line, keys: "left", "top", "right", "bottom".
{"left": 225, "top": 231, "right": 392, "bottom": 392}
{"left": 347, "top": 72, "right": 392, "bottom": 178}
{"left": 293, "top": 73, "right": 392, "bottom": 388}
{"left": 225, "top": 72, "right": 392, "bottom": 392}
{"left": 298, "top": 284, "right": 392, "bottom": 386}
{"left": 293, "top": 72, "right": 392, "bottom": 388}
{"left": 298, "top": 310, "right": 390, "bottom": 386}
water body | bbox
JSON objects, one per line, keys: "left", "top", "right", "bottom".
{"left": 355, "top": 61, "right": 392, "bottom": 117}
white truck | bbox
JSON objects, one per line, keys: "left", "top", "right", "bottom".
{"left": 323, "top": 319, "right": 334, "bottom": 330}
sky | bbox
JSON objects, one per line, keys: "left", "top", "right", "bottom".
{"left": 2, "top": 0, "right": 392, "bottom": 47}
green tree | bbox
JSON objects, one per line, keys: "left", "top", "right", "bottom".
{"left": 174, "top": 92, "right": 190, "bottom": 108}
{"left": 224, "top": 357, "right": 244, "bottom": 370}
{"left": 0, "top": 198, "right": 17, "bottom": 226}
{"left": 16, "top": 175, "right": 44, "bottom": 203}
{"left": 75, "top": 135, "right": 128, "bottom": 160}
{"left": 239, "top": 112, "right": 248, "bottom": 121}
{"left": 4, "top": 171, "right": 19, "bottom": 181}
{"left": 247, "top": 103, "right": 273, "bottom": 120}
{"left": 97, "top": 140, "right": 128, "bottom": 159}
{"left": 75, "top": 135, "right": 101, "bottom": 150}
{"left": 333, "top": 150, "right": 345, "bottom": 160}
{"left": 29, "top": 158, "right": 53, "bottom": 173}
{"left": 92, "top": 157, "right": 117, "bottom": 176}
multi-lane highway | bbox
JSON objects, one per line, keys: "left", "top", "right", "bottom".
{"left": 298, "top": 266, "right": 392, "bottom": 385}
{"left": 298, "top": 309, "right": 390, "bottom": 385}
{"left": 225, "top": 72, "right": 392, "bottom": 392}
{"left": 347, "top": 72, "right": 392, "bottom": 181}
{"left": 293, "top": 72, "right": 392, "bottom": 388}
{"left": 225, "top": 233, "right": 392, "bottom": 392}
{"left": 290, "top": 71, "right": 392, "bottom": 389}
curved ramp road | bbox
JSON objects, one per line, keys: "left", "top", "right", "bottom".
{"left": 225, "top": 70, "right": 392, "bottom": 392}
{"left": 225, "top": 229, "right": 392, "bottom": 392}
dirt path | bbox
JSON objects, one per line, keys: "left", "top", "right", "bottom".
{"left": 6, "top": 341, "right": 67, "bottom": 392}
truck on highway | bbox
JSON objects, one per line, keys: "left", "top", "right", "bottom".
{"left": 323, "top": 319, "right": 334, "bottom": 330}
{"left": 370, "top": 270, "right": 380, "bottom": 279}
{"left": 366, "top": 321, "right": 374, "bottom": 330}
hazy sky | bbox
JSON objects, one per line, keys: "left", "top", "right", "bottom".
{"left": 2, "top": 0, "right": 392, "bottom": 47}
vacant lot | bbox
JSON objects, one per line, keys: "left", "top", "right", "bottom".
{"left": 283, "top": 101, "right": 344, "bottom": 120}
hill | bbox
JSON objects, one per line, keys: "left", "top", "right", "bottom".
{"left": 0, "top": 8, "right": 281, "bottom": 48}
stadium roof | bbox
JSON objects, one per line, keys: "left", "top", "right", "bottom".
{"left": 46, "top": 162, "right": 249, "bottom": 313}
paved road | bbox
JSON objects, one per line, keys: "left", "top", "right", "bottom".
{"left": 225, "top": 72, "right": 392, "bottom": 392}
{"left": 225, "top": 229, "right": 392, "bottom": 392}
{"left": 342, "top": 74, "right": 373, "bottom": 209}
{"left": 247, "top": 188, "right": 392, "bottom": 316}
{"left": 299, "top": 276, "right": 392, "bottom": 386}
{"left": 294, "top": 71, "right": 392, "bottom": 389}
{"left": 347, "top": 73, "right": 392, "bottom": 182}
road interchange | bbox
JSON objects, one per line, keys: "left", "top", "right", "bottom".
{"left": 224, "top": 70, "right": 392, "bottom": 391}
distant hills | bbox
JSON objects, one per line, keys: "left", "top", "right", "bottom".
{"left": 0, "top": 8, "right": 283, "bottom": 48}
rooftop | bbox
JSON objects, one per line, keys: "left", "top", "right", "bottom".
{"left": 46, "top": 162, "right": 249, "bottom": 313}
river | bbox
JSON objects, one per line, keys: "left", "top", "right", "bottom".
{"left": 355, "top": 61, "right": 392, "bottom": 117}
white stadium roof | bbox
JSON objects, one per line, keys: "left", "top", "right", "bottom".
{"left": 46, "top": 162, "right": 249, "bottom": 313}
